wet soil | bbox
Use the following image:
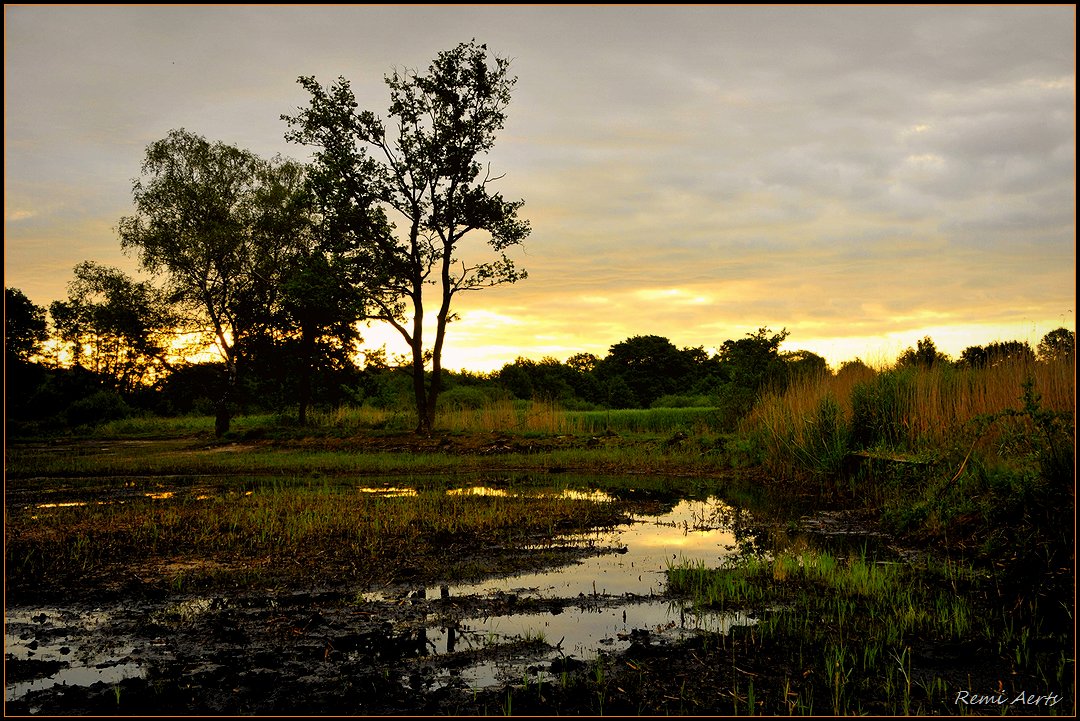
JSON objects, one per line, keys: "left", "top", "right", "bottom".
{"left": 7, "top": 580, "right": 1063, "bottom": 716}
{"left": 5, "top": 435, "right": 1073, "bottom": 716}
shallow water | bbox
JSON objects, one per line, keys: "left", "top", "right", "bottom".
{"left": 6, "top": 486, "right": 761, "bottom": 702}
{"left": 349, "top": 493, "right": 758, "bottom": 690}
{"left": 4, "top": 607, "right": 147, "bottom": 704}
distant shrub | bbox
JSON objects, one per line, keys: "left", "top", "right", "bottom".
{"left": 650, "top": 394, "right": 713, "bottom": 408}
{"left": 65, "top": 390, "right": 132, "bottom": 427}
{"left": 437, "top": 386, "right": 495, "bottom": 410}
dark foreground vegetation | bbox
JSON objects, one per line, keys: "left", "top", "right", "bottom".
{"left": 5, "top": 340, "right": 1075, "bottom": 715}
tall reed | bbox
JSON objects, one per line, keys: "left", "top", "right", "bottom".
{"left": 743, "top": 356, "right": 1075, "bottom": 478}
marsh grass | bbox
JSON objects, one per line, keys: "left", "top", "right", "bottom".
{"left": 6, "top": 480, "right": 629, "bottom": 593}
{"left": 667, "top": 547, "right": 1069, "bottom": 715}
{"left": 6, "top": 430, "right": 738, "bottom": 484}
{"left": 86, "top": 400, "right": 729, "bottom": 440}
{"left": 746, "top": 356, "right": 1073, "bottom": 479}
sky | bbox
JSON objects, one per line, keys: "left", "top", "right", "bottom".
{"left": 5, "top": 5, "right": 1076, "bottom": 372}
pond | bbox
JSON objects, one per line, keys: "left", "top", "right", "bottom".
{"left": 6, "top": 480, "right": 785, "bottom": 706}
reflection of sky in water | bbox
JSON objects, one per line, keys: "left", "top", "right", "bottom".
{"left": 382, "top": 496, "right": 754, "bottom": 690}
{"left": 5, "top": 608, "right": 147, "bottom": 703}
{"left": 418, "top": 603, "right": 756, "bottom": 690}
{"left": 417, "top": 498, "right": 740, "bottom": 599}
{"left": 7, "top": 492, "right": 755, "bottom": 700}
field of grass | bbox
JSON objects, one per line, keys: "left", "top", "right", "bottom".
{"left": 665, "top": 544, "right": 1072, "bottom": 715}
{"left": 6, "top": 471, "right": 639, "bottom": 597}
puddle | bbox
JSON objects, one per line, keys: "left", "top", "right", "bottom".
{"left": 414, "top": 603, "right": 757, "bottom": 690}
{"left": 4, "top": 608, "right": 147, "bottom": 703}
{"left": 6, "top": 491, "right": 761, "bottom": 703}
{"left": 358, "top": 496, "right": 757, "bottom": 690}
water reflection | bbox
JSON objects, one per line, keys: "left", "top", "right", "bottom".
{"left": 4, "top": 608, "right": 147, "bottom": 703}
{"left": 7, "top": 489, "right": 764, "bottom": 701}
{"left": 421, "top": 498, "right": 743, "bottom": 600}
{"left": 361, "top": 496, "right": 759, "bottom": 690}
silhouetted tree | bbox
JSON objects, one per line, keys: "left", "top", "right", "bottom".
{"left": 248, "top": 159, "right": 370, "bottom": 423}
{"left": 6, "top": 287, "right": 47, "bottom": 363}
{"left": 958, "top": 345, "right": 989, "bottom": 369}
{"left": 565, "top": 352, "right": 599, "bottom": 374}
{"left": 718, "top": 327, "right": 790, "bottom": 391}
{"left": 6, "top": 287, "right": 51, "bottom": 423}
{"left": 48, "top": 261, "right": 178, "bottom": 393}
{"left": 713, "top": 327, "right": 791, "bottom": 421}
{"left": 1037, "top": 327, "right": 1075, "bottom": 363}
{"left": 836, "top": 357, "right": 875, "bottom": 381}
{"left": 284, "top": 40, "right": 530, "bottom": 434}
{"left": 959, "top": 340, "right": 1035, "bottom": 369}
{"left": 896, "top": 336, "right": 950, "bottom": 369}
{"left": 497, "top": 356, "right": 579, "bottom": 403}
{"left": 597, "top": 335, "right": 697, "bottom": 408}
{"left": 782, "top": 349, "right": 830, "bottom": 379}
{"left": 118, "top": 129, "right": 303, "bottom": 436}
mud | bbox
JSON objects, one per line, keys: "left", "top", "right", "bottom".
{"left": 6, "top": 438, "right": 1072, "bottom": 716}
{"left": 7, "top": 582, "right": 746, "bottom": 715}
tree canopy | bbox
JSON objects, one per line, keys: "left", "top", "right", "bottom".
{"left": 117, "top": 129, "right": 320, "bottom": 435}
{"left": 48, "top": 261, "right": 177, "bottom": 392}
{"left": 6, "top": 287, "right": 48, "bottom": 363}
{"left": 283, "top": 40, "right": 530, "bottom": 434}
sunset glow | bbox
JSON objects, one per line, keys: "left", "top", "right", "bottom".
{"left": 5, "top": 6, "right": 1074, "bottom": 372}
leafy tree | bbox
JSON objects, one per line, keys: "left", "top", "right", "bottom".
{"left": 277, "top": 252, "right": 367, "bottom": 423}
{"left": 284, "top": 40, "right": 530, "bottom": 434}
{"left": 497, "top": 356, "right": 579, "bottom": 403}
{"left": 5, "top": 287, "right": 47, "bottom": 363}
{"left": 1037, "top": 327, "right": 1075, "bottom": 363}
{"left": 565, "top": 352, "right": 599, "bottom": 375}
{"left": 6, "top": 287, "right": 51, "bottom": 424}
{"left": 959, "top": 340, "right": 1035, "bottom": 369}
{"left": 896, "top": 336, "right": 950, "bottom": 369}
{"left": 958, "top": 345, "right": 989, "bottom": 369}
{"left": 48, "top": 261, "right": 178, "bottom": 393}
{"left": 711, "top": 327, "right": 790, "bottom": 423}
{"left": 836, "top": 357, "right": 875, "bottom": 381}
{"left": 718, "top": 327, "right": 790, "bottom": 392}
{"left": 782, "top": 349, "right": 830, "bottom": 379}
{"left": 118, "top": 129, "right": 304, "bottom": 436}
{"left": 247, "top": 158, "right": 370, "bottom": 424}
{"left": 597, "top": 335, "right": 696, "bottom": 408}
{"left": 563, "top": 352, "right": 605, "bottom": 406}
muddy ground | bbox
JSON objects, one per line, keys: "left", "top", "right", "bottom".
{"left": 8, "top": 533, "right": 1068, "bottom": 716}
{"left": 5, "top": 434, "right": 1073, "bottom": 716}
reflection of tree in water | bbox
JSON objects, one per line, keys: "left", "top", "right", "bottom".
{"left": 705, "top": 500, "right": 771, "bottom": 561}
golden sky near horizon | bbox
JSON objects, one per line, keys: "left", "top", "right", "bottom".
{"left": 5, "top": 6, "right": 1076, "bottom": 371}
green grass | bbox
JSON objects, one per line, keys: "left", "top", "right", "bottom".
{"left": 6, "top": 475, "right": 635, "bottom": 595}
{"left": 666, "top": 546, "right": 1071, "bottom": 715}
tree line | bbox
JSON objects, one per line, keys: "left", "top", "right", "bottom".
{"left": 7, "top": 284, "right": 1074, "bottom": 436}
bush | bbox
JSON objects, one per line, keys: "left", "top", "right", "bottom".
{"left": 65, "top": 390, "right": 132, "bottom": 427}
{"left": 437, "top": 385, "right": 497, "bottom": 410}
{"left": 650, "top": 394, "right": 713, "bottom": 409}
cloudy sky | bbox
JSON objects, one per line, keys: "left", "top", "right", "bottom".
{"left": 5, "top": 5, "right": 1075, "bottom": 370}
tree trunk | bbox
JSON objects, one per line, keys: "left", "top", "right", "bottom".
{"left": 410, "top": 249, "right": 430, "bottom": 435}
{"left": 411, "top": 340, "right": 430, "bottom": 436}
{"left": 298, "top": 324, "right": 314, "bottom": 425}
{"left": 214, "top": 358, "right": 237, "bottom": 438}
{"left": 214, "top": 399, "right": 231, "bottom": 438}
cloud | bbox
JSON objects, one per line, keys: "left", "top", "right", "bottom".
{"left": 4, "top": 6, "right": 1074, "bottom": 371}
